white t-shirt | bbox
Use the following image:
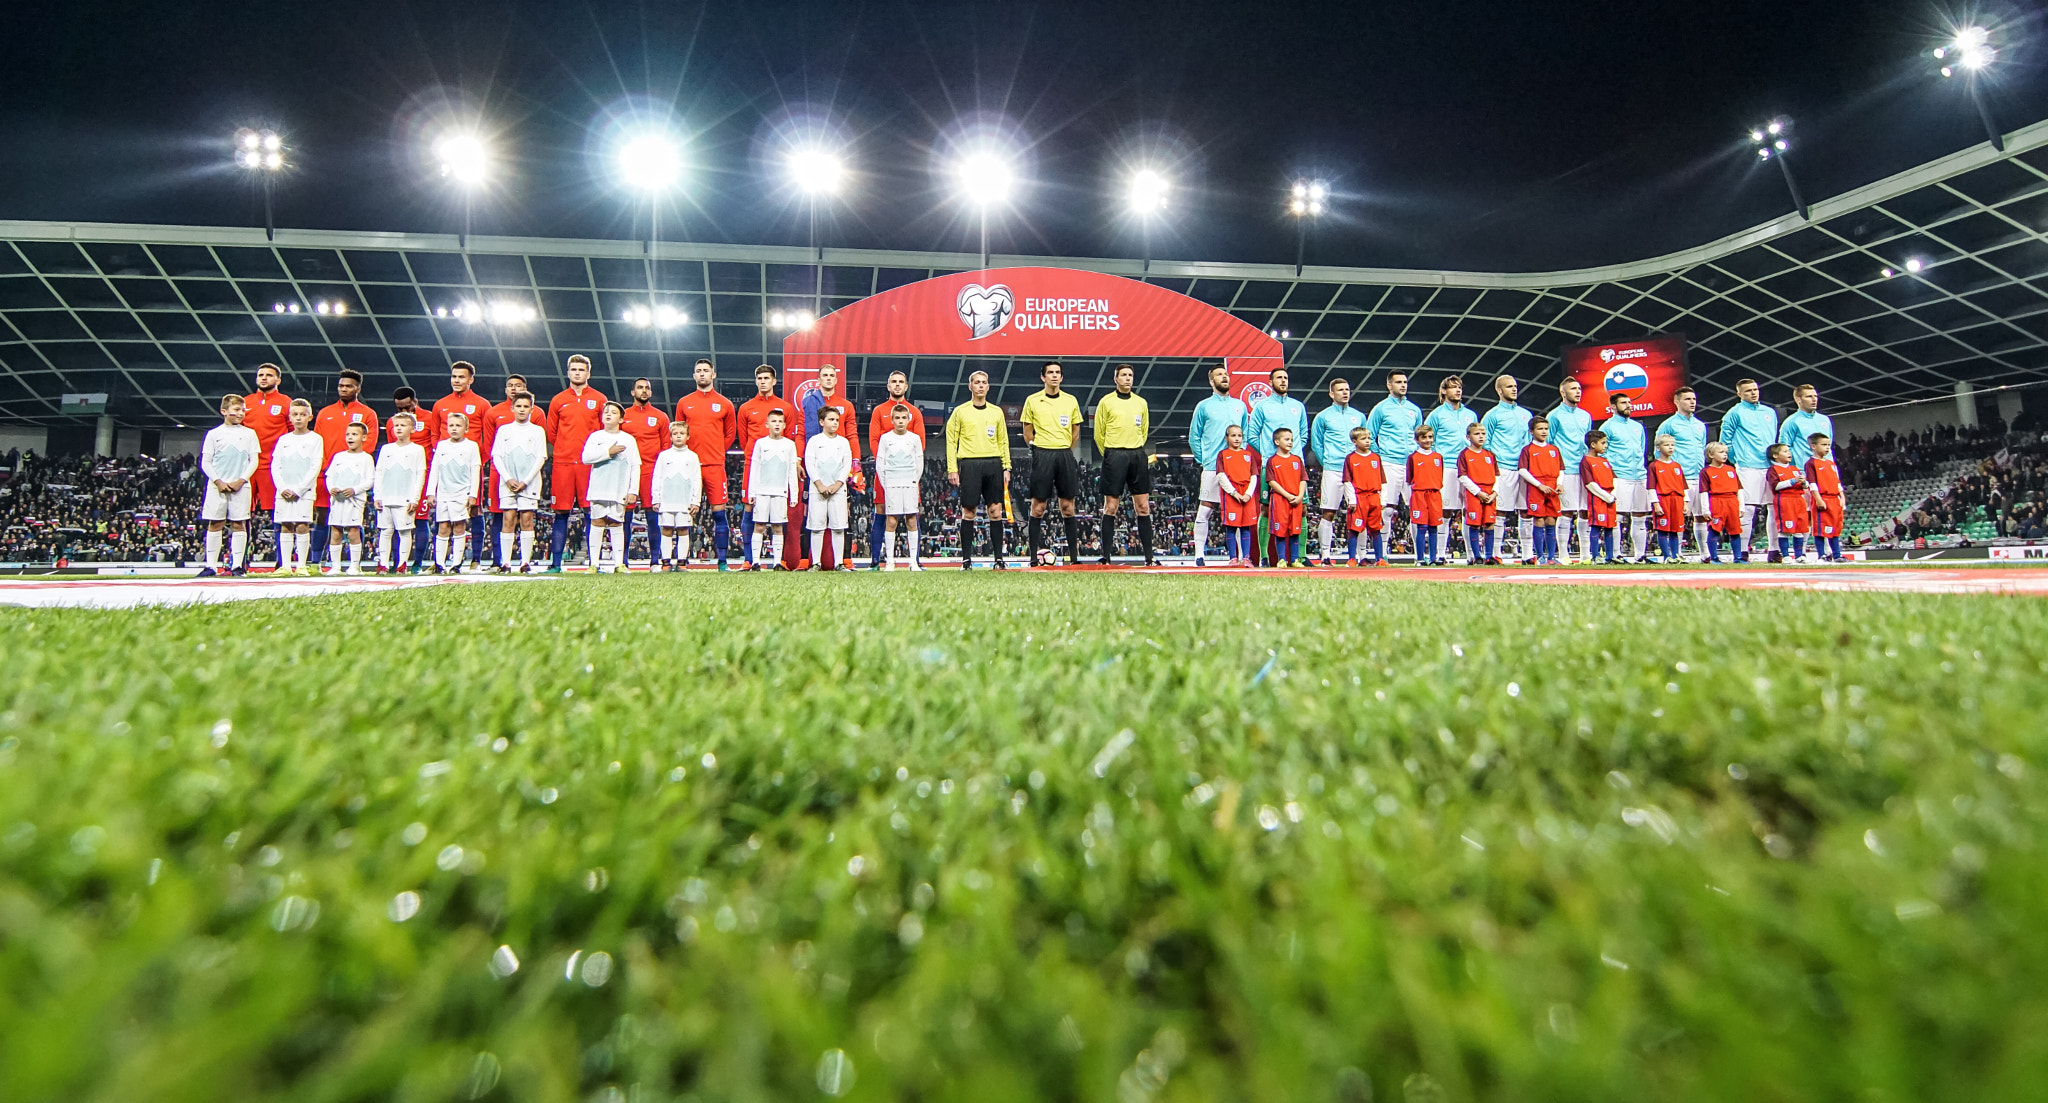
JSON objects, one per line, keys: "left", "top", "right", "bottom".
{"left": 427, "top": 438, "right": 481, "bottom": 502}
{"left": 374, "top": 441, "right": 428, "bottom": 507}
{"left": 747, "top": 436, "right": 800, "bottom": 500}
{"left": 875, "top": 431, "right": 924, "bottom": 487}
{"left": 270, "top": 431, "right": 325, "bottom": 504}
{"left": 651, "top": 449, "right": 703, "bottom": 512}
{"left": 581, "top": 429, "right": 641, "bottom": 504}
{"left": 804, "top": 433, "right": 853, "bottom": 492}
{"left": 492, "top": 421, "right": 548, "bottom": 489}
{"left": 324, "top": 450, "right": 375, "bottom": 502}
{"left": 201, "top": 424, "right": 260, "bottom": 485}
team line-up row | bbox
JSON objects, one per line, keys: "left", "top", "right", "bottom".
{"left": 187, "top": 354, "right": 1843, "bottom": 575}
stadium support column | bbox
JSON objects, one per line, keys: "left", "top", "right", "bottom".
{"left": 95, "top": 415, "right": 113, "bottom": 457}
{"left": 1956, "top": 381, "right": 1978, "bottom": 429}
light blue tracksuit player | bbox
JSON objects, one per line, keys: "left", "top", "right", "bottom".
{"left": 1422, "top": 399, "right": 1478, "bottom": 555}
{"left": 1657, "top": 409, "right": 1711, "bottom": 556}
{"left": 1779, "top": 408, "right": 1834, "bottom": 470}
{"left": 1309, "top": 399, "right": 1366, "bottom": 560}
{"left": 1601, "top": 412, "right": 1650, "bottom": 558}
{"left": 1548, "top": 397, "right": 1595, "bottom": 557}
{"left": 1246, "top": 390, "right": 1308, "bottom": 463}
{"left": 1720, "top": 396, "right": 1780, "bottom": 546}
{"left": 1365, "top": 387, "right": 1425, "bottom": 533}
{"left": 1188, "top": 390, "right": 1247, "bottom": 564}
{"left": 1480, "top": 399, "right": 1533, "bottom": 556}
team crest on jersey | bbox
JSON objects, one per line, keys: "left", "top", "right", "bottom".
{"left": 466, "top": 403, "right": 476, "bottom": 414}
{"left": 586, "top": 399, "right": 597, "bottom": 409}
{"left": 1058, "top": 414, "right": 1070, "bottom": 427}
{"left": 984, "top": 426, "right": 997, "bottom": 439}
{"left": 711, "top": 403, "right": 721, "bottom": 412}
{"left": 269, "top": 404, "right": 282, "bottom": 415}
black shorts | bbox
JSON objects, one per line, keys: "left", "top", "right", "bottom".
{"left": 957, "top": 456, "right": 1007, "bottom": 512}
{"left": 1101, "top": 447, "right": 1152, "bottom": 498}
{"left": 1029, "top": 446, "right": 1080, "bottom": 501}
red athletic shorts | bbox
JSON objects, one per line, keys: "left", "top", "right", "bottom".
{"left": 701, "top": 462, "right": 728, "bottom": 508}
{"left": 253, "top": 464, "right": 277, "bottom": 510}
{"left": 1267, "top": 494, "right": 1302, "bottom": 537}
{"left": 1709, "top": 494, "right": 1742, "bottom": 534}
{"left": 1523, "top": 484, "right": 1560, "bottom": 518}
{"left": 1813, "top": 496, "right": 1843, "bottom": 537}
{"left": 1222, "top": 494, "right": 1257, "bottom": 528}
{"left": 1409, "top": 489, "right": 1443, "bottom": 527}
{"left": 1463, "top": 491, "right": 1496, "bottom": 527}
{"left": 551, "top": 461, "right": 591, "bottom": 510}
{"left": 1347, "top": 491, "right": 1382, "bottom": 533}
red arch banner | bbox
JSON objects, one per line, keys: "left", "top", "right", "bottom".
{"left": 781, "top": 266, "right": 1283, "bottom": 406}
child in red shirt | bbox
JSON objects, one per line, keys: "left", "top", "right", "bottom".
{"left": 1457, "top": 422, "right": 1500, "bottom": 564}
{"left": 1214, "top": 425, "right": 1262, "bottom": 567}
{"left": 1768, "top": 443, "right": 1811, "bottom": 562}
{"left": 1341, "top": 426, "right": 1386, "bottom": 566}
{"left": 1580, "top": 430, "right": 1618, "bottom": 564}
{"left": 1648, "top": 434, "right": 1690, "bottom": 563}
{"left": 1266, "top": 428, "right": 1307, "bottom": 566}
{"left": 1518, "top": 416, "right": 1564, "bottom": 565}
{"left": 1700, "top": 441, "right": 1745, "bottom": 563}
{"left": 1805, "top": 432, "right": 1845, "bottom": 562}
{"left": 1406, "top": 426, "right": 1446, "bottom": 565}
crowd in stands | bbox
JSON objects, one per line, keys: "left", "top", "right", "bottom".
{"left": 1839, "top": 419, "right": 2013, "bottom": 487}
{"left": 1838, "top": 417, "right": 2048, "bottom": 544}
{"left": 0, "top": 452, "right": 211, "bottom": 564}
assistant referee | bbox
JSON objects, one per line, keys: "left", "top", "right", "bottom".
{"left": 1020, "top": 361, "right": 1082, "bottom": 564}
{"left": 946, "top": 370, "right": 1012, "bottom": 569}
{"left": 1094, "top": 363, "right": 1156, "bottom": 566}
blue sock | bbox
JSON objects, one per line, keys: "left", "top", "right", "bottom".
{"left": 1793, "top": 536, "right": 1806, "bottom": 558}
{"left": 870, "top": 512, "right": 886, "bottom": 565}
{"left": 550, "top": 514, "right": 570, "bottom": 568}
{"left": 740, "top": 509, "right": 755, "bottom": 563}
{"left": 1286, "top": 536, "right": 1299, "bottom": 562}
{"left": 713, "top": 510, "right": 731, "bottom": 562}
{"left": 1347, "top": 534, "right": 1358, "bottom": 560}
{"left": 1707, "top": 531, "right": 1721, "bottom": 561}
{"left": 1831, "top": 537, "right": 1842, "bottom": 559}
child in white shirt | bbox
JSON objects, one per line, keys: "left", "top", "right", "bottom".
{"left": 425, "top": 411, "right": 481, "bottom": 573}
{"left": 804, "top": 407, "right": 854, "bottom": 571}
{"left": 746, "top": 409, "right": 801, "bottom": 571}
{"left": 492, "top": 394, "right": 549, "bottom": 573}
{"left": 650, "top": 421, "right": 703, "bottom": 571}
{"left": 198, "top": 393, "right": 259, "bottom": 577}
{"left": 873, "top": 404, "right": 926, "bottom": 571}
{"left": 270, "top": 398, "right": 325, "bottom": 574}
{"left": 323, "top": 423, "right": 376, "bottom": 574}
{"left": 580, "top": 401, "right": 642, "bottom": 574}
{"left": 374, "top": 413, "right": 429, "bottom": 572}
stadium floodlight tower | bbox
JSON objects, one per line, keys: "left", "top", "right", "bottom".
{"left": 787, "top": 144, "right": 846, "bottom": 318}
{"left": 1127, "top": 168, "right": 1170, "bottom": 273}
{"left": 1749, "top": 120, "right": 1809, "bottom": 221}
{"left": 435, "top": 132, "right": 490, "bottom": 249}
{"left": 616, "top": 130, "right": 687, "bottom": 366}
{"left": 1288, "top": 179, "right": 1327, "bottom": 276}
{"left": 234, "top": 128, "right": 288, "bottom": 241}
{"left": 953, "top": 149, "right": 1016, "bottom": 272}
{"left": 1935, "top": 25, "right": 2006, "bottom": 152}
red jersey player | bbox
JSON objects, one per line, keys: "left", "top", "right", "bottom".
{"left": 1805, "top": 432, "right": 1845, "bottom": 562}
{"left": 1580, "top": 429, "right": 1618, "bottom": 564}
{"left": 1341, "top": 426, "right": 1386, "bottom": 566}
{"left": 1214, "top": 424, "right": 1261, "bottom": 566}
{"left": 1518, "top": 416, "right": 1563, "bottom": 565}
{"left": 1406, "top": 426, "right": 1446, "bottom": 565}
{"left": 622, "top": 377, "right": 672, "bottom": 563}
{"left": 1768, "top": 443, "right": 1811, "bottom": 562}
{"left": 1265, "top": 427, "right": 1306, "bottom": 567}
{"left": 1648, "top": 434, "right": 1690, "bottom": 562}
{"left": 242, "top": 362, "right": 293, "bottom": 517}
{"left": 674, "top": 358, "right": 740, "bottom": 569}
{"left": 1700, "top": 441, "right": 1745, "bottom": 563}
{"left": 1456, "top": 422, "right": 1500, "bottom": 564}
{"left": 431, "top": 361, "right": 491, "bottom": 561}
{"left": 546, "top": 354, "right": 608, "bottom": 571}
{"left": 312, "top": 368, "right": 377, "bottom": 549}
{"left": 737, "top": 364, "right": 803, "bottom": 566}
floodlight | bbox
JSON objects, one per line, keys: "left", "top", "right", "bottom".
{"left": 617, "top": 132, "right": 682, "bottom": 193}
{"left": 1288, "top": 179, "right": 1327, "bottom": 217}
{"left": 788, "top": 146, "right": 846, "bottom": 196}
{"left": 235, "top": 129, "right": 286, "bottom": 172}
{"left": 953, "top": 150, "right": 1016, "bottom": 207}
{"left": 1127, "top": 168, "right": 1170, "bottom": 216}
{"left": 436, "top": 133, "right": 490, "bottom": 188}
{"left": 1906, "top": 257, "right": 1925, "bottom": 273}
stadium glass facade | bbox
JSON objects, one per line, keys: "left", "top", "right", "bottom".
{"left": 5, "top": 118, "right": 2048, "bottom": 448}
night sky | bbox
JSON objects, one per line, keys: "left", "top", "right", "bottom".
{"left": 3, "top": 0, "right": 2044, "bottom": 272}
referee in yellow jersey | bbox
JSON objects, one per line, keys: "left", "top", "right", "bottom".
{"left": 1094, "top": 363, "right": 1156, "bottom": 565}
{"left": 945, "top": 370, "right": 1012, "bottom": 569}
{"left": 1020, "top": 361, "right": 1083, "bottom": 564}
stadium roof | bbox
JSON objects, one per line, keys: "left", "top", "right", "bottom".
{"left": 7, "top": 119, "right": 2048, "bottom": 438}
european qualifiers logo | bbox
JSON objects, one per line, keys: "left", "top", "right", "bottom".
{"left": 954, "top": 284, "right": 1124, "bottom": 341}
{"left": 1238, "top": 381, "right": 1274, "bottom": 406}
{"left": 957, "top": 284, "right": 1015, "bottom": 340}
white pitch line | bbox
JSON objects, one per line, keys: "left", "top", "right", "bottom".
{"left": 0, "top": 574, "right": 548, "bottom": 610}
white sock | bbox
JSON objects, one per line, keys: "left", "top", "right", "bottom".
{"left": 278, "top": 533, "right": 290, "bottom": 570}
{"left": 1318, "top": 518, "right": 1335, "bottom": 560}
{"left": 518, "top": 529, "right": 534, "bottom": 566}
{"left": 830, "top": 530, "right": 845, "bottom": 565}
{"left": 885, "top": 530, "right": 897, "bottom": 565}
{"left": 500, "top": 531, "right": 514, "bottom": 565}
{"left": 751, "top": 532, "right": 765, "bottom": 563}
{"left": 229, "top": 530, "right": 247, "bottom": 569}
{"left": 1194, "top": 505, "right": 1212, "bottom": 559}
{"left": 769, "top": 531, "right": 784, "bottom": 562}
{"left": 677, "top": 531, "right": 691, "bottom": 563}
{"left": 1628, "top": 515, "right": 1648, "bottom": 557}
{"left": 1518, "top": 515, "right": 1533, "bottom": 558}
{"left": 908, "top": 528, "right": 920, "bottom": 564}
{"left": 1764, "top": 504, "right": 1778, "bottom": 551}
{"left": 1491, "top": 517, "right": 1506, "bottom": 557}
{"left": 809, "top": 529, "right": 824, "bottom": 565}
{"left": 1692, "top": 520, "right": 1709, "bottom": 559}
{"left": 205, "top": 530, "right": 222, "bottom": 569}
{"left": 345, "top": 540, "right": 360, "bottom": 568}
{"left": 1382, "top": 503, "right": 1400, "bottom": 536}
{"left": 396, "top": 531, "right": 412, "bottom": 567}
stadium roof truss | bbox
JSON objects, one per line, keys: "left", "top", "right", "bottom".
{"left": 8, "top": 118, "right": 2048, "bottom": 437}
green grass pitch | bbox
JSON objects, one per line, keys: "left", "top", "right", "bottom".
{"left": 2, "top": 576, "right": 2046, "bottom": 1102}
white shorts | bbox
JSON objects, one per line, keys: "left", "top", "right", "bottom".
{"left": 1441, "top": 476, "right": 1462, "bottom": 511}
{"left": 274, "top": 492, "right": 315, "bottom": 525}
{"left": 658, "top": 511, "right": 694, "bottom": 529}
{"left": 589, "top": 501, "right": 626, "bottom": 523}
{"left": 378, "top": 504, "right": 415, "bottom": 531}
{"left": 883, "top": 483, "right": 920, "bottom": 516}
{"left": 1613, "top": 477, "right": 1650, "bottom": 514}
{"left": 1499, "top": 476, "right": 1527, "bottom": 513}
{"left": 328, "top": 498, "right": 366, "bottom": 529}
{"left": 807, "top": 488, "right": 849, "bottom": 530}
{"left": 435, "top": 498, "right": 474, "bottom": 524}
{"left": 1199, "top": 470, "right": 1223, "bottom": 505}
{"left": 1684, "top": 485, "right": 1707, "bottom": 515}
{"left": 1557, "top": 472, "right": 1586, "bottom": 512}
{"left": 753, "top": 493, "right": 788, "bottom": 524}
{"left": 1318, "top": 469, "right": 1346, "bottom": 512}
{"left": 498, "top": 477, "right": 541, "bottom": 512}
{"left": 201, "top": 483, "right": 252, "bottom": 522}
{"left": 1736, "top": 466, "right": 1770, "bottom": 508}
{"left": 1382, "top": 463, "right": 1411, "bottom": 505}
